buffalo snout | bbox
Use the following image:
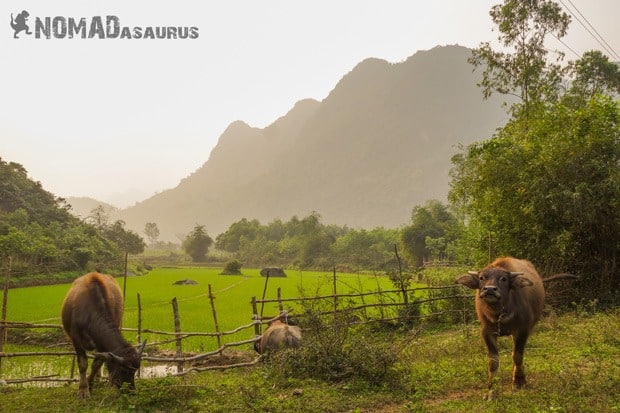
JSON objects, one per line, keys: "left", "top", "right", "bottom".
{"left": 479, "top": 285, "right": 501, "bottom": 302}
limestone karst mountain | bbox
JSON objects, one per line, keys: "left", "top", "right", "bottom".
{"left": 118, "top": 45, "right": 510, "bottom": 241}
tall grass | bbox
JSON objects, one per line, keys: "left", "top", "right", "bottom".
{"left": 1, "top": 310, "right": 617, "bottom": 412}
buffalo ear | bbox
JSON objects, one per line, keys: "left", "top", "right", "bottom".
{"left": 512, "top": 275, "right": 534, "bottom": 289}
{"left": 456, "top": 273, "right": 480, "bottom": 289}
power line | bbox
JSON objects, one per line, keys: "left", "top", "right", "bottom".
{"left": 558, "top": 0, "right": 620, "bottom": 61}
{"left": 565, "top": 0, "right": 620, "bottom": 60}
{"left": 550, "top": 33, "right": 581, "bottom": 59}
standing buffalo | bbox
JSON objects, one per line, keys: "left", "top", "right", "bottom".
{"left": 61, "top": 272, "right": 145, "bottom": 398}
{"left": 254, "top": 319, "right": 302, "bottom": 354}
{"left": 456, "top": 257, "right": 562, "bottom": 400}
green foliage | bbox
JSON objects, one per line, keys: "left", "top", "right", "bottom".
{"left": 396, "top": 299, "right": 422, "bottom": 328}
{"left": 331, "top": 228, "right": 400, "bottom": 271}
{"left": 0, "top": 159, "right": 74, "bottom": 224}
{"left": 565, "top": 50, "right": 620, "bottom": 106}
{"left": 221, "top": 259, "right": 243, "bottom": 275}
{"left": 0, "top": 160, "right": 148, "bottom": 274}
{"left": 399, "top": 200, "right": 460, "bottom": 267}
{"left": 215, "top": 213, "right": 397, "bottom": 270}
{"left": 423, "top": 267, "right": 476, "bottom": 325}
{"left": 469, "top": 0, "right": 571, "bottom": 112}
{"left": 268, "top": 311, "right": 403, "bottom": 388}
{"left": 450, "top": 96, "right": 620, "bottom": 301}
{"left": 457, "top": 1, "right": 620, "bottom": 305}
{"left": 182, "top": 224, "right": 213, "bottom": 262}
{"left": 103, "top": 220, "right": 146, "bottom": 255}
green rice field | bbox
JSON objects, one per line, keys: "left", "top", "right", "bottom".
{"left": 3, "top": 267, "right": 405, "bottom": 354}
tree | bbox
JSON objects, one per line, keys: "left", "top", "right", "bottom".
{"left": 144, "top": 222, "right": 160, "bottom": 245}
{"left": 331, "top": 228, "right": 399, "bottom": 270}
{"left": 104, "top": 220, "right": 145, "bottom": 256}
{"left": 455, "top": 0, "right": 620, "bottom": 304}
{"left": 183, "top": 225, "right": 213, "bottom": 262}
{"left": 565, "top": 50, "right": 620, "bottom": 107}
{"left": 468, "top": 0, "right": 571, "bottom": 113}
{"left": 449, "top": 96, "right": 620, "bottom": 300}
{"left": 86, "top": 205, "right": 111, "bottom": 228}
{"left": 400, "top": 200, "right": 458, "bottom": 267}
{"left": 215, "top": 218, "right": 261, "bottom": 253}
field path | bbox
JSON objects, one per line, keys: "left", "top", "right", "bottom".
{"left": 214, "top": 277, "right": 250, "bottom": 294}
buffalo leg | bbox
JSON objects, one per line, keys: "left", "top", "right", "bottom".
{"left": 88, "top": 357, "right": 105, "bottom": 390}
{"left": 512, "top": 332, "right": 528, "bottom": 389}
{"left": 482, "top": 329, "right": 500, "bottom": 400}
{"left": 75, "top": 349, "right": 91, "bottom": 399}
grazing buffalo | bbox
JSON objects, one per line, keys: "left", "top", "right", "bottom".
{"left": 254, "top": 319, "right": 302, "bottom": 354}
{"left": 457, "top": 257, "right": 545, "bottom": 400}
{"left": 61, "top": 272, "right": 145, "bottom": 398}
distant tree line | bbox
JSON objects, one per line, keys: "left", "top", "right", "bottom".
{"left": 213, "top": 212, "right": 403, "bottom": 271}
{"left": 208, "top": 201, "right": 464, "bottom": 273}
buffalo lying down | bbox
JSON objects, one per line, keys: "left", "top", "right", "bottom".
{"left": 457, "top": 257, "right": 575, "bottom": 400}
{"left": 61, "top": 272, "right": 145, "bottom": 398}
{"left": 254, "top": 319, "right": 302, "bottom": 354}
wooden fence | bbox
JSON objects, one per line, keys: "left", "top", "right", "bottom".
{"left": 0, "top": 272, "right": 474, "bottom": 386}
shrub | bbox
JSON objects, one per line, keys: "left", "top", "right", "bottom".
{"left": 264, "top": 309, "right": 404, "bottom": 389}
{"left": 220, "top": 260, "right": 243, "bottom": 275}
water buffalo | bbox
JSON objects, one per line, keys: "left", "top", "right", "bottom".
{"left": 457, "top": 257, "right": 544, "bottom": 400}
{"left": 61, "top": 272, "right": 145, "bottom": 398}
{"left": 254, "top": 319, "right": 302, "bottom": 354}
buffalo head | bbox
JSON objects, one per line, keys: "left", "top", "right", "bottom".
{"left": 457, "top": 268, "right": 533, "bottom": 304}
{"left": 95, "top": 341, "right": 146, "bottom": 390}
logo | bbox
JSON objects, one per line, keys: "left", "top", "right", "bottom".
{"left": 10, "top": 11, "right": 199, "bottom": 40}
{"left": 10, "top": 10, "right": 32, "bottom": 38}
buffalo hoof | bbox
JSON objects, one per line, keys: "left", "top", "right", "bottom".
{"left": 513, "top": 376, "right": 527, "bottom": 390}
{"left": 77, "top": 387, "right": 91, "bottom": 399}
{"left": 484, "top": 389, "right": 498, "bottom": 401}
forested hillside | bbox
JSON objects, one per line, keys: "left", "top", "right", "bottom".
{"left": 0, "top": 158, "right": 143, "bottom": 280}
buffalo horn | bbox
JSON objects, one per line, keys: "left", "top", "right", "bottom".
{"left": 467, "top": 271, "right": 479, "bottom": 276}
{"left": 93, "top": 351, "right": 124, "bottom": 364}
{"left": 108, "top": 352, "right": 125, "bottom": 364}
{"left": 137, "top": 340, "right": 147, "bottom": 356}
{"left": 509, "top": 272, "right": 524, "bottom": 276}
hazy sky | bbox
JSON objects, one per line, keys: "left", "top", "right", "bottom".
{"left": 2, "top": 1, "right": 619, "bottom": 207}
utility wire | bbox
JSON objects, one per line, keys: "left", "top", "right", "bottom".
{"left": 550, "top": 33, "right": 581, "bottom": 59}
{"left": 565, "top": 0, "right": 620, "bottom": 60}
{"left": 558, "top": 0, "right": 620, "bottom": 61}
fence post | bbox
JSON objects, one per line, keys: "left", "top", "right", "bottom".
{"left": 0, "top": 256, "right": 12, "bottom": 374}
{"left": 171, "top": 297, "right": 183, "bottom": 373}
{"left": 136, "top": 292, "right": 142, "bottom": 378}
{"left": 208, "top": 284, "right": 222, "bottom": 355}
{"left": 122, "top": 252, "right": 129, "bottom": 313}
{"left": 251, "top": 296, "right": 261, "bottom": 336}
{"left": 332, "top": 267, "right": 338, "bottom": 316}
{"left": 277, "top": 287, "right": 283, "bottom": 313}
{"left": 260, "top": 270, "right": 270, "bottom": 320}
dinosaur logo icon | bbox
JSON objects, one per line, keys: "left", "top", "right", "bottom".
{"left": 10, "top": 10, "right": 32, "bottom": 38}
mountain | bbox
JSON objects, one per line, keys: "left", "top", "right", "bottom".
{"left": 66, "top": 197, "right": 119, "bottom": 221}
{"left": 119, "top": 45, "right": 510, "bottom": 241}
